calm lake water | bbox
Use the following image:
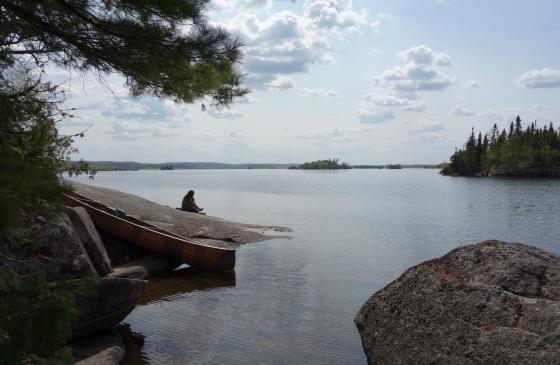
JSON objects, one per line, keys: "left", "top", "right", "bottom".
{"left": 69, "top": 169, "right": 560, "bottom": 364}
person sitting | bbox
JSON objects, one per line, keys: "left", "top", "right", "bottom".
{"left": 181, "top": 190, "right": 205, "bottom": 214}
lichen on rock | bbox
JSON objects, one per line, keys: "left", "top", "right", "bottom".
{"left": 355, "top": 240, "right": 560, "bottom": 365}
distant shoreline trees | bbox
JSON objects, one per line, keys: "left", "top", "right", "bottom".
{"left": 441, "top": 116, "right": 560, "bottom": 177}
{"left": 292, "top": 158, "right": 352, "bottom": 170}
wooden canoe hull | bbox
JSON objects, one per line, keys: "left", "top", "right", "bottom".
{"left": 64, "top": 192, "right": 235, "bottom": 271}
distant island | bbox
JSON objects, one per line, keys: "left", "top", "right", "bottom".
{"left": 385, "top": 164, "right": 402, "bottom": 169}
{"left": 69, "top": 161, "right": 443, "bottom": 171}
{"left": 441, "top": 116, "right": 560, "bottom": 177}
{"left": 290, "top": 158, "right": 352, "bottom": 170}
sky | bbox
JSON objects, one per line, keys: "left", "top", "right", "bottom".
{"left": 54, "top": 0, "right": 560, "bottom": 164}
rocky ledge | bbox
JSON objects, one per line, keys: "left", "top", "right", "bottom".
{"left": 69, "top": 181, "right": 291, "bottom": 248}
{"left": 355, "top": 240, "right": 560, "bottom": 365}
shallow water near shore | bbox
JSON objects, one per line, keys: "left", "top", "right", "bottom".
{"left": 69, "top": 169, "right": 560, "bottom": 364}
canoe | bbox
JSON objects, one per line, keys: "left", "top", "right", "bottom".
{"left": 64, "top": 191, "right": 235, "bottom": 270}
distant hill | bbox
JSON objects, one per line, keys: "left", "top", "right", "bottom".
{"left": 77, "top": 161, "right": 299, "bottom": 170}
{"left": 72, "top": 161, "right": 443, "bottom": 171}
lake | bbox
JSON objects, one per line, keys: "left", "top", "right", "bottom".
{"left": 69, "top": 169, "right": 560, "bottom": 364}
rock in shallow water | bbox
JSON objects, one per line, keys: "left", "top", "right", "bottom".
{"left": 73, "top": 277, "right": 146, "bottom": 339}
{"left": 355, "top": 240, "right": 560, "bottom": 365}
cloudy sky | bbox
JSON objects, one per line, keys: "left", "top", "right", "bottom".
{"left": 55, "top": 0, "right": 560, "bottom": 164}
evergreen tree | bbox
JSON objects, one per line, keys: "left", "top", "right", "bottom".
{"left": 441, "top": 117, "right": 560, "bottom": 176}
{"left": 0, "top": 1, "right": 248, "bottom": 361}
{"left": 0, "top": 0, "right": 247, "bottom": 106}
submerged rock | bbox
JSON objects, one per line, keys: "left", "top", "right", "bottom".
{"left": 355, "top": 240, "right": 560, "bottom": 365}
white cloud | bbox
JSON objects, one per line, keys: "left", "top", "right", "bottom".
{"left": 228, "top": 11, "right": 332, "bottom": 91}
{"left": 152, "top": 128, "right": 177, "bottom": 138}
{"left": 403, "top": 101, "right": 427, "bottom": 112}
{"left": 398, "top": 44, "right": 453, "bottom": 66}
{"left": 516, "top": 68, "right": 560, "bottom": 88}
{"left": 413, "top": 121, "right": 444, "bottom": 133}
{"left": 229, "top": 131, "right": 244, "bottom": 138}
{"left": 532, "top": 103, "right": 547, "bottom": 112}
{"left": 210, "top": 0, "right": 271, "bottom": 11}
{"left": 297, "top": 128, "right": 373, "bottom": 142}
{"left": 357, "top": 108, "right": 395, "bottom": 124}
{"left": 108, "top": 120, "right": 150, "bottom": 140}
{"left": 192, "top": 131, "right": 216, "bottom": 141}
{"left": 370, "top": 13, "right": 394, "bottom": 31}
{"left": 236, "top": 95, "right": 261, "bottom": 104}
{"left": 207, "top": 108, "right": 244, "bottom": 120}
{"left": 303, "top": 0, "right": 368, "bottom": 32}
{"left": 100, "top": 97, "right": 191, "bottom": 124}
{"left": 300, "top": 88, "right": 341, "bottom": 98}
{"left": 364, "top": 93, "right": 426, "bottom": 111}
{"left": 450, "top": 106, "right": 476, "bottom": 116}
{"left": 467, "top": 80, "right": 482, "bottom": 88}
{"left": 373, "top": 45, "right": 455, "bottom": 92}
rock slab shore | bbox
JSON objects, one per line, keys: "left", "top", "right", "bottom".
{"left": 355, "top": 240, "right": 560, "bottom": 365}
{"left": 69, "top": 181, "right": 291, "bottom": 248}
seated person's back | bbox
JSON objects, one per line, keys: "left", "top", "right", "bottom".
{"left": 181, "top": 190, "right": 203, "bottom": 213}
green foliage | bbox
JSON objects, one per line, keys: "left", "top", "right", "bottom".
{"left": 296, "top": 158, "right": 352, "bottom": 170}
{"left": 0, "top": 0, "right": 248, "bottom": 360}
{"left": 0, "top": 272, "right": 99, "bottom": 364}
{"left": 385, "top": 164, "right": 402, "bottom": 169}
{"left": 1, "top": 0, "right": 247, "bottom": 107}
{"left": 0, "top": 64, "right": 94, "bottom": 244}
{"left": 0, "top": 64, "right": 97, "bottom": 364}
{"left": 442, "top": 116, "right": 560, "bottom": 176}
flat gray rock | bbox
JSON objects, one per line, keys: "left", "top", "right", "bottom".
{"left": 355, "top": 240, "right": 560, "bottom": 365}
{"left": 69, "top": 181, "right": 291, "bottom": 248}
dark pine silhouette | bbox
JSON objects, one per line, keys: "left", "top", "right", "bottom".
{"left": 441, "top": 116, "right": 560, "bottom": 177}
{"left": 294, "top": 158, "right": 352, "bottom": 170}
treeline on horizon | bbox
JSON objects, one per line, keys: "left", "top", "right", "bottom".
{"left": 441, "top": 116, "right": 560, "bottom": 176}
{"left": 78, "top": 160, "right": 443, "bottom": 171}
{"left": 292, "top": 158, "right": 352, "bottom": 170}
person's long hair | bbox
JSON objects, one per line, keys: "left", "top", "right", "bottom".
{"left": 186, "top": 190, "right": 195, "bottom": 199}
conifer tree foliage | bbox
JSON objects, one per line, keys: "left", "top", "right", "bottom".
{"left": 0, "top": 0, "right": 247, "bottom": 106}
{"left": 441, "top": 116, "right": 560, "bottom": 176}
{"left": 0, "top": 1, "right": 248, "bottom": 362}
{"left": 295, "top": 158, "right": 352, "bottom": 170}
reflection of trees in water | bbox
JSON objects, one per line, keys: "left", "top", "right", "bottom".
{"left": 119, "top": 324, "right": 147, "bottom": 365}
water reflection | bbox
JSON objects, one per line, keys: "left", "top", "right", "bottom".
{"left": 122, "top": 268, "right": 236, "bottom": 364}
{"left": 119, "top": 324, "right": 147, "bottom": 365}
{"left": 70, "top": 169, "right": 560, "bottom": 364}
{"left": 138, "top": 267, "right": 236, "bottom": 305}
